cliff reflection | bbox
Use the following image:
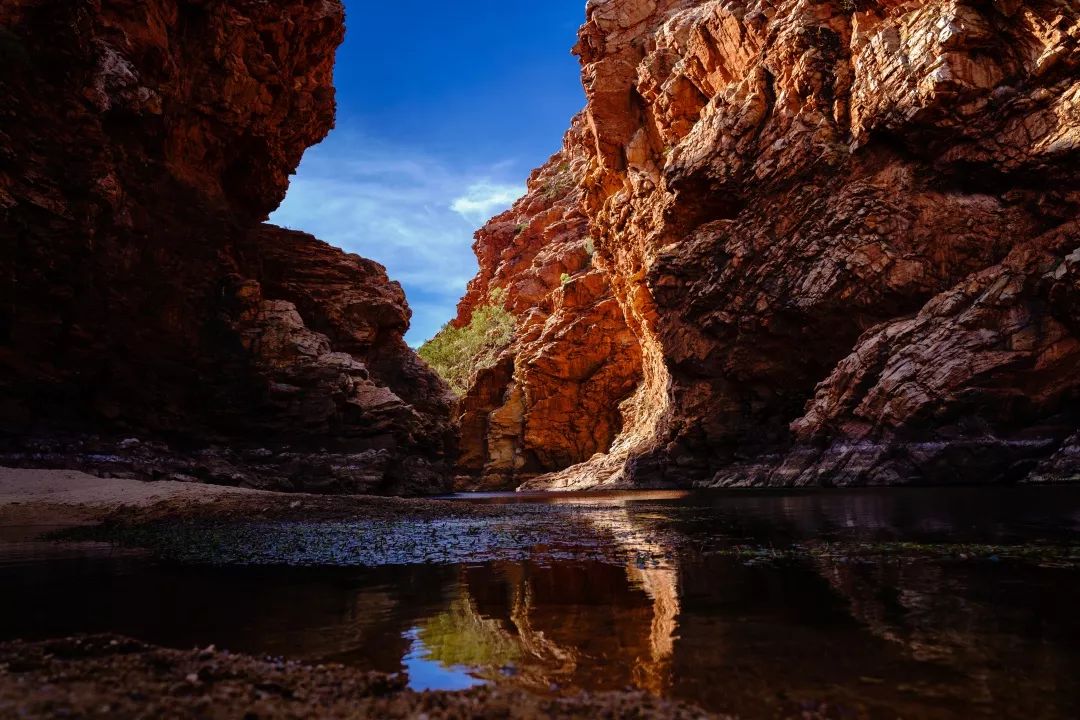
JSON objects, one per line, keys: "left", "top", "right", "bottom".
{"left": 405, "top": 492, "right": 1080, "bottom": 718}
{"left": 5, "top": 487, "right": 1079, "bottom": 719}
{"left": 409, "top": 504, "right": 683, "bottom": 694}
{"left": 429, "top": 558, "right": 676, "bottom": 694}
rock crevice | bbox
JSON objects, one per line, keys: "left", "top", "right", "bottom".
{"left": 454, "top": 0, "right": 1080, "bottom": 490}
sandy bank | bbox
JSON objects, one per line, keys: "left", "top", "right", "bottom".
{"left": 0, "top": 466, "right": 504, "bottom": 541}
{"left": 0, "top": 467, "right": 270, "bottom": 509}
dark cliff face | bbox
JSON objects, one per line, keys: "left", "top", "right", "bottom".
{"left": 455, "top": 0, "right": 1080, "bottom": 490}
{"left": 0, "top": 0, "right": 455, "bottom": 494}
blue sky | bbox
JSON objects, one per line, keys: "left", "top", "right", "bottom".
{"left": 271, "top": 1, "right": 585, "bottom": 345}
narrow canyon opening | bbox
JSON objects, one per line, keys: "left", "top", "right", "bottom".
{"left": 335, "top": 0, "right": 1080, "bottom": 493}
{"left": 1, "top": 0, "right": 1078, "bottom": 497}
{"left": 1, "top": 2, "right": 1080, "bottom": 719}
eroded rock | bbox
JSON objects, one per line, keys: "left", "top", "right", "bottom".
{"left": 0, "top": 0, "right": 453, "bottom": 493}
{"left": 456, "top": 0, "right": 1080, "bottom": 489}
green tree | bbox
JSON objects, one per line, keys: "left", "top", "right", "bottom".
{"left": 418, "top": 288, "right": 516, "bottom": 395}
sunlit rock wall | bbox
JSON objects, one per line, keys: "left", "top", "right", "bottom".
{"left": 456, "top": 0, "right": 1080, "bottom": 489}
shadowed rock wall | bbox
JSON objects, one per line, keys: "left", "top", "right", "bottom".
{"left": 0, "top": 0, "right": 454, "bottom": 493}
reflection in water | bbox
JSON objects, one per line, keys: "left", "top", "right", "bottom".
{"left": 629, "top": 564, "right": 679, "bottom": 693}
{"left": 428, "top": 504, "right": 685, "bottom": 696}
{"left": 443, "top": 560, "right": 669, "bottom": 693}
{"left": 401, "top": 627, "right": 484, "bottom": 691}
{"left": 2, "top": 487, "right": 1079, "bottom": 719}
{"left": 580, "top": 505, "right": 682, "bottom": 695}
{"left": 415, "top": 594, "right": 520, "bottom": 670}
{"left": 808, "top": 557, "right": 1080, "bottom": 717}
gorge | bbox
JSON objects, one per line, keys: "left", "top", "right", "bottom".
{"left": 2, "top": 1, "right": 1080, "bottom": 718}
{"left": 2, "top": 1, "right": 1078, "bottom": 494}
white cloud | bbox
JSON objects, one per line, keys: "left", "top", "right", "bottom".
{"left": 269, "top": 129, "right": 523, "bottom": 346}
{"left": 450, "top": 182, "right": 524, "bottom": 223}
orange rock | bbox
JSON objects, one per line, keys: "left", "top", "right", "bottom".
{"left": 453, "top": 119, "right": 643, "bottom": 489}
{"left": 458, "top": 0, "right": 1080, "bottom": 490}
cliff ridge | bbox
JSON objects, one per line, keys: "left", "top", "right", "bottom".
{"left": 453, "top": 0, "right": 1080, "bottom": 490}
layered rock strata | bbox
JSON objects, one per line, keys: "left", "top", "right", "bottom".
{"left": 453, "top": 118, "right": 643, "bottom": 487}
{"left": 455, "top": 0, "right": 1080, "bottom": 489}
{"left": 0, "top": 0, "right": 454, "bottom": 493}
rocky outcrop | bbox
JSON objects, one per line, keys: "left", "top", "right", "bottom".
{"left": 0, "top": 0, "right": 454, "bottom": 493}
{"left": 453, "top": 118, "right": 642, "bottom": 488}
{"left": 456, "top": 0, "right": 1080, "bottom": 489}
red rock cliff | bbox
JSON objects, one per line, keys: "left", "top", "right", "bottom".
{"left": 455, "top": 0, "right": 1080, "bottom": 489}
{"left": 0, "top": 0, "right": 455, "bottom": 494}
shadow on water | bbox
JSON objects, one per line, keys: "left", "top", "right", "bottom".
{"left": 2, "top": 486, "right": 1080, "bottom": 719}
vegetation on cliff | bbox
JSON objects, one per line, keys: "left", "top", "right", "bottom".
{"left": 419, "top": 288, "right": 516, "bottom": 395}
{"left": 451, "top": 0, "right": 1080, "bottom": 490}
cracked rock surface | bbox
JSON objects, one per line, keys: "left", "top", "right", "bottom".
{"left": 0, "top": 1, "right": 454, "bottom": 493}
{"left": 453, "top": 0, "right": 1080, "bottom": 490}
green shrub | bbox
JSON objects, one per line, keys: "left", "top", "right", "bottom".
{"left": 418, "top": 288, "right": 516, "bottom": 395}
{"left": 542, "top": 166, "right": 575, "bottom": 200}
{"left": 560, "top": 272, "right": 572, "bottom": 286}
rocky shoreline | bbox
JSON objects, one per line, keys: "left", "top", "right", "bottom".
{"left": 0, "top": 635, "right": 721, "bottom": 720}
{"left": 0, "top": 469, "right": 720, "bottom": 718}
{"left": 0, "top": 434, "right": 453, "bottom": 497}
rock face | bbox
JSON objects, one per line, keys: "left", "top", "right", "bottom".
{"left": 456, "top": 0, "right": 1080, "bottom": 489}
{"left": 0, "top": 0, "right": 454, "bottom": 493}
{"left": 453, "top": 118, "right": 643, "bottom": 488}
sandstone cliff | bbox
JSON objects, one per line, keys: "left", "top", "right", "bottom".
{"left": 0, "top": 0, "right": 455, "bottom": 493}
{"left": 454, "top": 0, "right": 1080, "bottom": 489}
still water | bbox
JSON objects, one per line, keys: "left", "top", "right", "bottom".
{"left": 2, "top": 487, "right": 1079, "bottom": 719}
